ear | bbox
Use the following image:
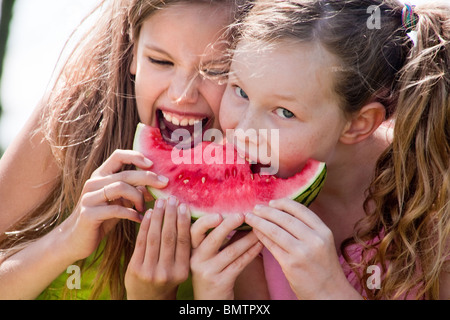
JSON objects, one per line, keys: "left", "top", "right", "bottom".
{"left": 339, "top": 102, "right": 386, "bottom": 145}
{"left": 130, "top": 45, "right": 137, "bottom": 76}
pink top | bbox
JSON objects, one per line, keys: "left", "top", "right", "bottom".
{"left": 261, "top": 240, "right": 424, "bottom": 300}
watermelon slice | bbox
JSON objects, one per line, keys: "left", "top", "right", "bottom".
{"left": 133, "top": 123, "right": 326, "bottom": 221}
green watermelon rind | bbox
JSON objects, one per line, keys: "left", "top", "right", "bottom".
{"left": 292, "top": 162, "right": 327, "bottom": 206}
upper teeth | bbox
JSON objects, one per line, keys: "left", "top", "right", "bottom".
{"left": 161, "top": 111, "right": 204, "bottom": 127}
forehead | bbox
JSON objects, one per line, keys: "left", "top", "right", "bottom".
{"left": 232, "top": 39, "right": 339, "bottom": 105}
{"left": 148, "top": 2, "right": 231, "bottom": 27}
{"left": 138, "top": 3, "right": 232, "bottom": 58}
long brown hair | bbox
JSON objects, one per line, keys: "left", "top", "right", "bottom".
{"left": 0, "top": 0, "right": 249, "bottom": 300}
{"left": 355, "top": 2, "right": 450, "bottom": 299}
{"left": 234, "top": 0, "right": 449, "bottom": 299}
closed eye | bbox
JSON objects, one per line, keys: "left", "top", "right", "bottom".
{"left": 202, "top": 69, "right": 229, "bottom": 78}
{"left": 149, "top": 57, "right": 174, "bottom": 67}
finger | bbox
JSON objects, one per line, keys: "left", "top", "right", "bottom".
{"left": 245, "top": 211, "right": 297, "bottom": 253}
{"left": 79, "top": 205, "right": 143, "bottom": 226}
{"left": 191, "top": 214, "right": 223, "bottom": 249}
{"left": 199, "top": 214, "right": 245, "bottom": 256}
{"left": 94, "top": 150, "right": 154, "bottom": 176}
{"left": 84, "top": 181, "right": 146, "bottom": 213}
{"left": 132, "top": 209, "right": 153, "bottom": 265}
{"left": 144, "top": 199, "right": 165, "bottom": 264}
{"left": 87, "top": 170, "right": 169, "bottom": 193}
{"left": 159, "top": 196, "right": 179, "bottom": 265}
{"left": 175, "top": 203, "right": 192, "bottom": 265}
{"left": 221, "top": 238, "right": 264, "bottom": 278}
{"left": 269, "top": 198, "right": 324, "bottom": 230}
{"left": 253, "top": 204, "right": 311, "bottom": 240}
{"left": 251, "top": 228, "right": 288, "bottom": 264}
{"left": 216, "top": 231, "right": 260, "bottom": 269}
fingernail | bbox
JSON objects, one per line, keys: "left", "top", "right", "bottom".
{"left": 158, "top": 175, "right": 169, "bottom": 184}
{"left": 254, "top": 204, "right": 263, "bottom": 211}
{"left": 146, "top": 209, "right": 153, "bottom": 219}
{"left": 156, "top": 199, "right": 165, "bottom": 208}
{"left": 179, "top": 203, "right": 187, "bottom": 215}
{"left": 168, "top": 195, "right": 177, "bottom": 206}
{"left": 143, "top": 157, "right": 153, "bottom": 167}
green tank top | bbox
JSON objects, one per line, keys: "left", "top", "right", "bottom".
{"left": 37, "top": 213, "right": 194, "bottom": 300}
{"left": 37, "top": 249, "right": 194, "bottom": 300}
{"left": 37, "top": 250, "right": 110, "bottom": 300}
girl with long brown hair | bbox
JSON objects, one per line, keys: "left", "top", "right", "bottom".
{"left": 0, "top": 0, "right": 254, "bottom": 299}
{"left": 190, "top": 0, "right": 449, "bottom": 299}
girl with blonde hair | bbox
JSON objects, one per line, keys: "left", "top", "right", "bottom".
{"left": 191, "top": 0, "right": 449, "bottom": 299}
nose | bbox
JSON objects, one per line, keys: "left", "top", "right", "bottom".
{"left": 234, "top": 104, "right": 263, "bottom": 139}
{"left": 168, "top": 70, "right": 199, "bottom": 105}
{"left": 232, "top": 106, "right": 278, "bottom": 173}
{"left": 232, "top": 105, "right": 263, "bottom": 154}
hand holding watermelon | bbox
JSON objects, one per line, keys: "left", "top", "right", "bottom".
{"left": 190, "top": 213, "right": 263, "bottom": 300}
{"left": 246, "top": 198, "right": 358, "bottom": 299}
{"left": 60, "top": 150, "right": 169, "bottom": 262}
{"left": 125, "top": 196, "right": 191, "bottom": 300}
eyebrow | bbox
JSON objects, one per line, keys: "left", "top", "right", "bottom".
{"left": 272, "top": 93, "right": 298, "bottom": 103}
{"left": 230, "top": 71, "right": 299, "bottom": 103}
{"left": 143, "top": 44, "right": 174, "bottom": 60}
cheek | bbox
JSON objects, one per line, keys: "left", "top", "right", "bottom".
{"left": 135, "top": 67, "right": 165, "bottom": 100}
{"left": 134, "top": 74, "right": 166, "bottom": 125}
{"left": 278, "top": 137, "right": 309, "bottom": 168}
{"left": 274, "top": 130, "right": 326, "bottom": 177}
{"left": 219, "top": 87, "right": 241, "bottom": 130}
{"left": 202, "top": 81, "right": 226, "bottom": 119}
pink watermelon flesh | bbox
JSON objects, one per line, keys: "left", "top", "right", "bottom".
{"left": 133, "top": 123, "right": 327, "bottom": 220}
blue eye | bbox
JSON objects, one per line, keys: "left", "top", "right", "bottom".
{"left": 234, "top": 86, "right": 249, "bottom": 99}
{"left": 275, "top": 107, "right": 295, "bottom": 119}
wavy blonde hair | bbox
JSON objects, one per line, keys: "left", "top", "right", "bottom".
{"left": 352, "top": 3, "right": 450, "bottom": 299}
{"left": 235, "top": 0, "right": 449, "bottom": 299}
{"left": 0, "top": 0, "right": 249, "bottom": 299}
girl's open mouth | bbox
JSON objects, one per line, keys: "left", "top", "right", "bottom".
{"left": 157, "top": 109, "right": 212, "bottom": 149}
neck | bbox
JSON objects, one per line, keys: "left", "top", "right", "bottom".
{"left": 310, "top": 125, "right": 392, "bottom": 249}
{"left": 321, "top": 125, "right": 392, "bottom": 204}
